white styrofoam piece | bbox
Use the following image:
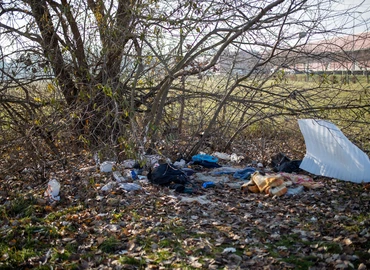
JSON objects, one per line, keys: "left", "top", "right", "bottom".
{"left": 298, "top": 119, "right": 370, "bottom": 183}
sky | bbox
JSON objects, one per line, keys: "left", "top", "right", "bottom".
{"left": 335, "top": 0, "right": 370, "bottom": 34}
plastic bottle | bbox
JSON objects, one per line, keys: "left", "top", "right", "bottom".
{"left": 285, "top": 185, "right": 304, "bottom": 196}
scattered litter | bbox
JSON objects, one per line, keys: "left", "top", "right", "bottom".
{"left": 93, "top": 152, "right": 100, "bottom": 165}
{"left": 100, "top": 161, "right": 115, "bottom": 172}
{"left": 96, "top": 195, "right": 104, "bottom": 201}
{"left": 143, "top": 154, "right": 167, "bottom": 166}
{"left": 279, "top": 173, "right": 312, "bottom": 183}
{"left": 280, "top": 172, "right": 324, "bottom": 189}
{"left": 105, "top": 224, "right": 121, "bottom": 232}
{"left": 211, "top": 167, "right": 239, "bottom": 175}
{"left": 44, "top": 179, "right": 61, "bottom": 201}
{"left": 222, "top": 247, "right": 236, "bottom": 253}
{"left": 202, "top": 181, "right": 215, "bottom": 188}
{"left": 193, "top": 160, "right": 221, "bottom": 168}
{"left": 182, "top": 167, "right": 195, "bottom": 176}
{"left": 113, "top": 171, "right": 127, "bottom": 182}
{"left": 121, "top": 159, "right": 136, "bottom": 168}
{"left": 79, "top": 165, "right": 97, "bottom": 172}
{"left": 130, "top": 170, "right": 138, "bottom": 180}
{"left": 212, "top": 152, "right": 244, "bottom": 163}
{"left": 310, "top": 216, "right": 318, "bottom": 222}
{"left": 241, "top": 172, "right": 287, "bottom": 196}
{"left": 271, "top": 153, "right": 302, "bottom": 173}
{"left": 212, "top": 152, "right": 231, "bottom": 161}
{"left": 119, "top": 183, "right": 142, "bottom": 191}
{"left": 173, "top": 159, "right": 186, "bottom": 168}
{"left": 225, "top": 182, "right": 245, "bottom": 189}
{"left": 269, "top": 185, "right": 288, "bottom": 197}
{"left": 251, "top": 172, "right": 285, "bottom": 193}
{"left": 96, "top": 213, "right": 109, "bottom": 217}
{"left": 211, "top": 166, "right": 256, "bottom": 180}
{"left": 101, "top": 182, "right": 116, "bottom": 191}
{"left": 148, "top": 163, "right": 189, "bottom": 186}
{"left": 195, "top": 173, "right": 229, "bottom": 184}
{"left": 285, "top": 185, "right": 304, "bottom": 196}
{"left": 192, "top": 154, "right": 221, "bottom": 168}
{"left": 179, "top": 195, "right": 212, "bottom": 205}
{"left": 192, "top": 154, "right": 218, "bottom": 163}
{"left": 233, "top": 167, "right": 256, "bottom": 180}
{"left": 138, "top": 175, "right": 148, "bottom": 181}
{"left": 230, "top": 153, "right": 244, "bottom": 163}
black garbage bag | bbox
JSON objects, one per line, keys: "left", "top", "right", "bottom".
{"left": 271, "top": 153, "right": 302, "bottom": 173}
{"left": 277, "top": 160, "right": 302, "bottom": 173}
{"left": 148, "top": 163, "right": 189, "bottom": 186}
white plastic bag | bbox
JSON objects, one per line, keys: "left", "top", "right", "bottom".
{"left": 100, "top": 161, "right": 115, "bottom": 172}
{"left": 173, "top": 159, "right": 186, "bottom": 168}
{"left": 121, "top": 159, "right": 136, "bottom": 168}
{"left": 44, "top": 179, "right": 60, "bottom": 201}
{"left": 212, "top": 152, "right": 231, "bottom": 160}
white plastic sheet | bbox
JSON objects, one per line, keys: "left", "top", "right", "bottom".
{"left": 298, "top": 119, "right": 370, "bottom": 183}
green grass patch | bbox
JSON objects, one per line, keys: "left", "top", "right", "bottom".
{"left": 118, "top": 255, "right": 146, "bottom": 267}
{"left": 280, "top": 255, "right": 316, "bottom": 270}
{"left": 274, "top": 234, "right": 301, "bottom": 248}
{"left": 0, "top": 243, "right": 41, "bottom": 268}
{"left": 44, "top": 205, "right": 84, "bottom": 223}
{"left": 266, "top": 234, "right": 319, "bottom": 269}
{"left": 6, "top": 196, "right": 36, "bottom": 218}
{"left": 318, "top": 242, "right": 342, "bottom": 253}
{"left": 99, "top": 236, "right": 121, "bottom": 253}
{"left": 151, "top": 248, "right": 172, "bottom": 261}
{"left": 344, "top": 224, "right": 361, "bottom": 233}
{"left": 354, "top": 213, "right": 370, "bottom": 223}
{"left": 158, "top": 238, "right": 176, "bottom": 248}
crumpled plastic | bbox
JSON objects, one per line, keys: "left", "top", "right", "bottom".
{"left": 233, "top": 167, "right": 256, "bottom": 180}
{"left": 119, "top": 183, "right": 142, "bottom": 191}
{"left": 100, "top": 161, "right": 115, "bottom": 172}
{"left": 280, "top": 172, "right": 324, "bottom": 189}
{"left": 44, "top": 179, "right": 60, "bottom": 201}
{"left": 101, "top": 182, "right": 116, "bottom": 191}
{"left": 192, "top": 154, "right": 218, "bottom": 163}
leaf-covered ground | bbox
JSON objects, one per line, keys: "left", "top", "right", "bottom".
{"left": 0, "top": 152, "right": 369, "bottom": 270}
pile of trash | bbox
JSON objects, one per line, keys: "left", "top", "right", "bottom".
{"left": 44, "top": 150, "right": 326, "bottom": 203}
{"left": 44, "top": 119, "right": 370, "bottom": 201}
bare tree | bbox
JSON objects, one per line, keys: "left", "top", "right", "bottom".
{"left": 0, "top": 0, "right": 369, "bottom": 165}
